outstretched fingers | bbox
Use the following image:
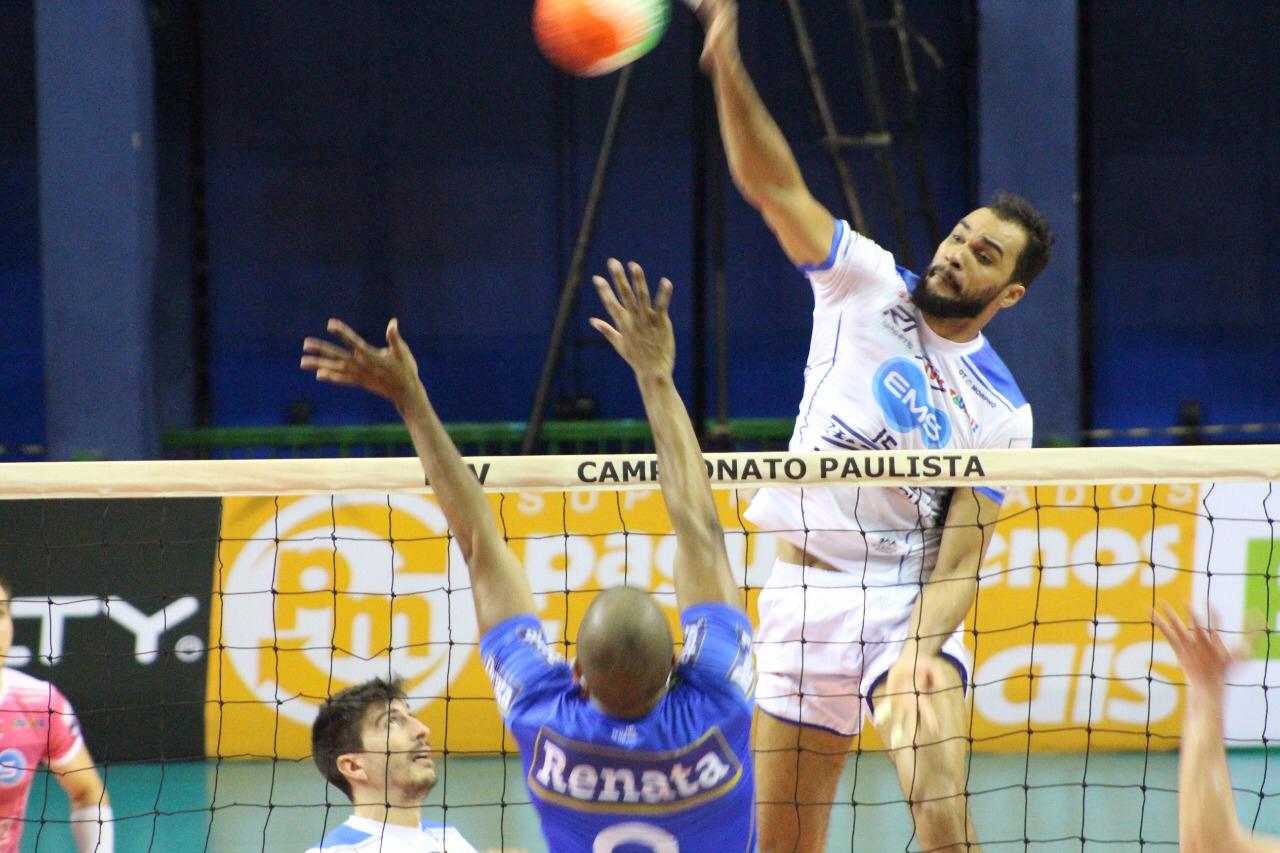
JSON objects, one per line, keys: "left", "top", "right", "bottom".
{"left": 607, "top": 258, "right": 636, "bottom": 310}
{"left": 654, "top": 277, "right": 673, "bottom": 314}
{"left": 301, "top": 336, "right": 352, "bottom": 381}
{"left": 627, "top": 261, "right": 653, "bottom": 308}
{"left": 325, "top": 317, "right": 373, "bottom": 355}
{"left": 384, "top": 317, "right": 412, "bottom": 362}
{"left": 592, "top": 275, "right": 626, "bottom": 327}
{"left": 589, "top": 317, "right": 623, "bottom": 353}
{"left": 1153, "top": 601, "right": 1187, "bottom": 649}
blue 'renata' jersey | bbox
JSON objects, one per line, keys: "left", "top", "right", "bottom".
{"left": 480, "top": 603, "right": 757, "bottom": 852}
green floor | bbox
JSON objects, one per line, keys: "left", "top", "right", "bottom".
{"left": 19, "top": 751, "right": 1280, "bottom": 851}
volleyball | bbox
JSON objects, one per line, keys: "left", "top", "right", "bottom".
{"left": 533, "top": 0, "right": 672, "bottom": 77}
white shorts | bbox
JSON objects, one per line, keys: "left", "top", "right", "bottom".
{"left": 754, "top": 560, "right": 970, "bottom": 737}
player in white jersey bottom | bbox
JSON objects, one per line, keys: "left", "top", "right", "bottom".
{"left": 307, "top": 678, "right": 477, "bottom": 853}
{"left": 0, "top": 575, "right": 113, "bottom": 853}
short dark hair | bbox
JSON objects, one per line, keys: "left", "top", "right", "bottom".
{"left": 0, "top": 575, "right": 10, "bottom": 600}
{"left": 311, "top": 677, "right": 406, "bottom": 800}
{"left": 987, "top": 191, "right": 1054, "bottom": 287}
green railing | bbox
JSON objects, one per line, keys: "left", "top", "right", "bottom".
{"left": 163, "top": 418, "right": 796, "bottom": 459}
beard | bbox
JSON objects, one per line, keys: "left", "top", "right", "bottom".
{"left": 910, "top": 265, "right": 996, "bottom": 319}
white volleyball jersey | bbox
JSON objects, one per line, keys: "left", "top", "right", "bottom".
{"left": 305, "top": 816, "right": 477, "bottom": 852}
{"left": 744, "top": 220, "right": 1032, "bottom": 590}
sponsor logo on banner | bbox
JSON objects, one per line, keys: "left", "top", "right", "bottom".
{"left": 213, "top": 479, "right": 1278, "bottom": 757}
{"left": 209, "top": 495, "right": 476, "bottom": 749}
{"left": 968, "top": 484, "right": 1199, "bottom": 750}
{"left": 9, "top": 597, "right": 202, "bottom": 668}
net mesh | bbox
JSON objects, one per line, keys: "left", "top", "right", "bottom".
{"left": 0, "top": 448, "right": 1277, "bottom": 851}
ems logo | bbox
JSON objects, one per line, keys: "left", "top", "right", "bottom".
{"left": 0, "top": 749, "right": 25, "bottom": 787}
{"left": 218, "top": 494, "right": 478, "bottom": 726}
{"left": 872, "top": 357, "right": 952, "bottom": 449}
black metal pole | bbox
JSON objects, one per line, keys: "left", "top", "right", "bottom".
{"left": 782, "top": 0, "right": 869, "bottom": 235}
{"left": 847, "top": 0, "right": 911, "bottom": 265}
{"left": 522, "top": 67, "right": 634, "bottom": 455}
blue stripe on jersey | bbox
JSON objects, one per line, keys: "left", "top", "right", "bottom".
{"left": 798, "top": 219, "right": 845, "bottom": 273}
{"left": 321, "top": 825, "right": 371, "bottom": 847}
{"left": 821, "top": 434, "right": 861, "bottom": 451}
{"left": 897, "top": 265, "right": 921, "bottom": 293}
{"left": 975, "top": 485, "right": 1006, "bottom": 504}
{"left": 829, "top": 415, "right": 880, "bottom": 451}
{"left": 963, "top": 344, "right": 1026, "bottom": 410}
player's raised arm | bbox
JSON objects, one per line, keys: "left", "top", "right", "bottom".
{"left": 699, "top": 0, "right": 835, "bottom": 267}
{"left": 302, "top": 319, "right": 535, "bottom": 634}
{"left": 590, "top": 260, "right": 738, "bottom": 610}
{"left": 1154, "top": 605, "right": 1280, "bottom": 853}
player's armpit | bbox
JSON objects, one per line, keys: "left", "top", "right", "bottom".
{"left": 755, "top": 185, "right": 838, "bottom": 270}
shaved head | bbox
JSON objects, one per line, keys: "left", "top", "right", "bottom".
{"left": 576, "top": 587, "right": 674, "bottom": 716}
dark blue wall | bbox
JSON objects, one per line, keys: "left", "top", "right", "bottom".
{"left": 978, "top": 0, "right": 1080, "bottom": 445}
{"left": 0, "top": 1, "right": 40, "bottom": 458}
{"left": 37, "top": 0, "right": 161, "bottom": 460}
{"left": 1088, "top": 0, "right": 1280, "bottom": 434}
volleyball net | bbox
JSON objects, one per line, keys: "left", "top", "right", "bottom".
{"left": 1, "top": 445, "right": 1278, "bottom": 850}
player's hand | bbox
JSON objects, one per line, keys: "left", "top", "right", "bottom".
{"left": 877, "top": 654, "right": 946, "bottom": 751}
{"left": 301, "top": 318, "right": 423, "bottom": 406}
{"left": 1153, "top": 601, "right": 1235, "bottom": 694}
{"left": 699, "top": 0, "right": 740, "bottom": 75}
{"left": 591, "top": 259, "right": 675, "bottom": 381}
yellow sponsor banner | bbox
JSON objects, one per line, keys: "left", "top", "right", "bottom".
{"left": 968, "top": 483, "right": 1198, "bottom": 751}
{"left": 207, "top": 484, "right": 1198, "bottom": 759}
{"left": 206, "top": 489, "right": 773, "bottom": 759}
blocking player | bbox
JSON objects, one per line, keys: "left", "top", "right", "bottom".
{"left": 307, "top": 677, "right": 477, "bottom": 852}
{"left": 699, "top": 1, "right": 1054, "bottom": 850}
{"left": 1153, "top": 604, "right": 1280, "bottom": 853}
{"left": 0, "top": 576, "right": 113, "bottom": 853}
{"left": 301, "top": 259, "right": 756, "bottom": 850}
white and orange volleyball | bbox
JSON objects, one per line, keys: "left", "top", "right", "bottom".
{"left": 533, "top": 0, "right": 672, "bottom": 77}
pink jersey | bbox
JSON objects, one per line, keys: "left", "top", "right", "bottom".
{"left": 0, "top": 668, "right": 84, "bottom": 851}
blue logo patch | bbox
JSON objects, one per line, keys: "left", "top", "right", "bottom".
{"left": 872, "top": 357, "right": 952, "bottom": 448}
{"left": 0, "top": 749, "right": 27, "bottom": 787}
